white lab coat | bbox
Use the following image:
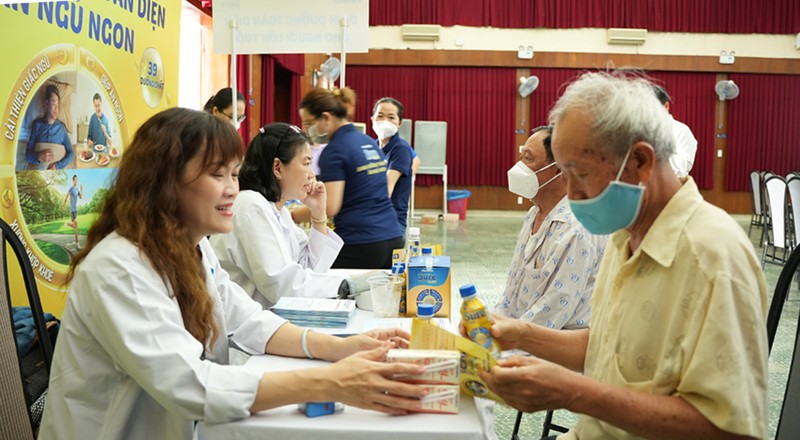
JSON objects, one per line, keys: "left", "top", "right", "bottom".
{"left": 669, "top": 116, "right": 698, "bottom": 177}
{"left": 39, "top": 233, "right": 287, "bottom": 440}
{"left": 210, "top": 190, "right": 344, "bottom": 309}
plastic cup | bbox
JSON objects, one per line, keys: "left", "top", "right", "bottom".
{"left": 368, "top": 276, "right": 404, "bottom": 318}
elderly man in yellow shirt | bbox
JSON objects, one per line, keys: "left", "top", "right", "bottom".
{"left": 480, "top": 72, "right": 768, "bottom": 440}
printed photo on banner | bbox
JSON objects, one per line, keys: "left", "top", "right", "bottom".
{"left": 1, "top": 0, "right": 180, "bottom": 315}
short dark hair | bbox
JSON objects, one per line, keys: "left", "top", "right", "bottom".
{"left": 44, "top": 84, "right": 59, "bottom": 103}
{"left": 372, "top": 97, "right": 404, "bottom": 121}
{"left": 204, "top": 87, "right": 245, "bottom": 113}
{"left": 93, "top": 93, "right": 102, "bottom": 102}
{"left": 239, "top": 122, "right": 310, "bottom": 203}
{"left": 652, "top": 85, "right": 670, "bottom": 105}
{"left": 531, "top": 125, "right": 554, "bottom": 162}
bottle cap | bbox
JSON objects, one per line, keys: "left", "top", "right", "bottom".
{"left": 459, "top": 283, "right": 477, "bottom": 298}
{"left": 408, "top": 227, "right": 420, "bottom": 237}
{"left": 417, "top": 303, "right": 435, "bottom": 318}
{"left": 421, "top": 247, "right": 433, "bottom": 255}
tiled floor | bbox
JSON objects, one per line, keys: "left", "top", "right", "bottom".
{"left": 412, "top": 209, "right": 798, "bottom": 440}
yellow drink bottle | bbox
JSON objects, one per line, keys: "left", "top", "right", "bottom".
{"left": 459, "top": 284, "right": 500, "bottom": 357}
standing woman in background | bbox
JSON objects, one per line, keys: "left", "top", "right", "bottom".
{"left": 372, "top": 97, "right": 415, "bottom": 237}
{"left": 204, "top": 87, "right": 246, "bottom": 126}
{"left": 300, "top": 88, "right": 403, "bottom": 269}
{"left": 210, "top": 122, "right": 345, "bottom": 308}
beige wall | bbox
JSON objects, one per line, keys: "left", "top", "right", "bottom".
{"left": 369, "top": 26, "right": 800, "bottom": 60}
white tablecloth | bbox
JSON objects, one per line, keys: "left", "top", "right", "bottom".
{"left": 197, "top": 354, "right": 488, "bottom": 440}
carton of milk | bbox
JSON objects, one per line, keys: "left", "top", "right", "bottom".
{"left": 406, "top": 255, "right": 451, "bottom": 317}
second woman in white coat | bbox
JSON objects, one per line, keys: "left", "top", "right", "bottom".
{"left": 211, "top": 122, "right": 344, "bottom": 308}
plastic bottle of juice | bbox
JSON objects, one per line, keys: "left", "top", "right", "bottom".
{"left": 459, "top": 284, "right": 500, "bottom": 357}
{"left": 392, "top": 263, "right": 408, "bottom": 315}
{"left": 421, "top": 246, "right": 434, "bottom": 271}
{"left": 406, "top": 227, "right": 422, "bottom": 264}
{"left": 417, "top": 303, "right": 435, "bottom": 321}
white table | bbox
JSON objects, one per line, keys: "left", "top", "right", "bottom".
{"left": 197, "top": 354, "right": 488, "bottom": 440}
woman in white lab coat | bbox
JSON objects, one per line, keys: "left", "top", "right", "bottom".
{"left": 39, "top": 108, "right": 426, "bottom": 440}
{"left": 210, "top": 122, "right": 344, "bottom": 308}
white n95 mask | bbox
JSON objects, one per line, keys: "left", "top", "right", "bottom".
{"left": 372, "top": 120, "right": 398, "bottom": 140}
{"left": 507, "top": 161, "right": 559, "bottom": 199}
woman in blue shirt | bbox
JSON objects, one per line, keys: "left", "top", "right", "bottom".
{"left": 371, "top": 97, "right": 415, "bottom": 236}
{"left": 300, "top": 88, "right": 403, "bottom": 268}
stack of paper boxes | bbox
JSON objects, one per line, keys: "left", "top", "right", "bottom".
{"left": 386, "top": 349, "right": 460, "bottom": 414}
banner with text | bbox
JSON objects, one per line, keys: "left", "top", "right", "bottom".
{"left": 0, "top": 0, "right": 181, "bottom": 316}
{"left": 213, "top": 0, "right": 368, "bottom": 54}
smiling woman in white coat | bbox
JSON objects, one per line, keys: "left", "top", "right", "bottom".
{"left": 210, "top": 122, "right": 344, "bottom": 308}
{"left": 38, "top": 108, "right": 426, "bottom": 440}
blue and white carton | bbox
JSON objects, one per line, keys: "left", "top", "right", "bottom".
{"left": 407, "top": 255, "right": 451, "bottom": 317}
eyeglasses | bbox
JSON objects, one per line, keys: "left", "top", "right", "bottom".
{"left": 223, "top": 112, "right": 246, "bottom": 123}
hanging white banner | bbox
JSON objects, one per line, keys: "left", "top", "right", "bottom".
{"left": 213, "top": 0, "right": 368, "bottom": 55}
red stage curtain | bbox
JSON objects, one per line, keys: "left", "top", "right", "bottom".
{"left": 369, "top": 0, "right": 800, "bottom": 34}
{"left": 648, "top": 71, "right": 717, "bottom": 190}
{"left": 273, "top": 54, "right": 304, "bottom": 75}
{"left": 260, "top": 55, "right": 275, "bottom": 126}
{"left": 347, "top": 66, "right": 517, "bottom": 186}
{"left": 259, "top": 55, "right": 303, "bottom": 129}
{"left": 526, "top": 69, "right": 715, "bottom": 189}
{"left": 235, "top": 54, "right": 250, "bottom": 145}
{"left": 288, "top": 71, "right": 301, "bottom": 127}
{"left": 726, "top": 74, "right": 800, "bottom": 191}
{"left": 527, "top": 68, "right": 584, "bottom": 128}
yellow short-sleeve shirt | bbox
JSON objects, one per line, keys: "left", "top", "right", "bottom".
{"left": 561, "top": 178, "right": 768, "bottom": 439}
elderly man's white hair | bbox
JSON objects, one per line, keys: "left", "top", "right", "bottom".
{"left": 548, "top": 71, "right": 675, "bottom": 163}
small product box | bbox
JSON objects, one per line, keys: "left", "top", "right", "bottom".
{"left": 418, "top": 385, "right": 459, "bottom": 414}
{"left": 386, "top": 349, "right": 459, "bottom": 385}
{"left": 406, "top": 255, "right": 451, "bottom": 317}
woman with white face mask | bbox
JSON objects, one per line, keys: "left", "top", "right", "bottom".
{"left": 210, "top": 123, "right": 345, "bottom": 308}
{"left": 371, "top": 97, "right": 417, "bottom": 237}
{"left": 300, "top": 88, "right": 403, "bottom": 269}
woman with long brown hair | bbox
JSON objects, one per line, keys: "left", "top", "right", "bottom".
{"left": 39, "top": 108, "right": 426, "bottom": 439}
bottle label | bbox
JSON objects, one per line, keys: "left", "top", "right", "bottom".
{"left": 463, "top": 309, "right": 486, "bottom": 321}
{"left": 469, "top": 327, "right": 493, "bottom": 349}
{"left": 416, "top": 289, "right": 444, "bottom": 314}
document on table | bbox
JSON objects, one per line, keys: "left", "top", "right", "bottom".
{"left": 271, "top": 298, "right": 356, "bottom": 328}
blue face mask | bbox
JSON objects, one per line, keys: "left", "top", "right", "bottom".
{"left": 568, "top": 146, "right": 644, "bottom": 235}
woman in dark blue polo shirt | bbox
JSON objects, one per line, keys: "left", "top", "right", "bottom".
{"left": 300, "top": 88, "right": 403, "bottom": 269}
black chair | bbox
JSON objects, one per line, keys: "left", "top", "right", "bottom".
{"left": 0, "top": 218, "right": 54, "bottom": 439}
{"left": 766, "top": 245, "right": 800, "bottom": 439}
{"left": 762, "top": 175, "right": 790, "bottom": 268}
{"left": 539, "top": 410, "right": 569, "bottom": 438}
{"left": 511, "top": 408, "right": 568, "bottom": 440}
{"left": 748, "top": 170, "right": 765, "bottom": 238}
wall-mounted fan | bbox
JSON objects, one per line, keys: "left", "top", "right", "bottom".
{"left": 516, "top": 76, "right": 540, "bottom": 133}
{"left": 320, "top": 56, "right": 341, "bottom": 89}
{"left": 715, "top": 80, "right": 740, "bottom": 128}
{"left": 715, "top": 80, "right": 740, "bottom": 101}
{"left": 519, "top": 76, "right": 540, "bottom": 98}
